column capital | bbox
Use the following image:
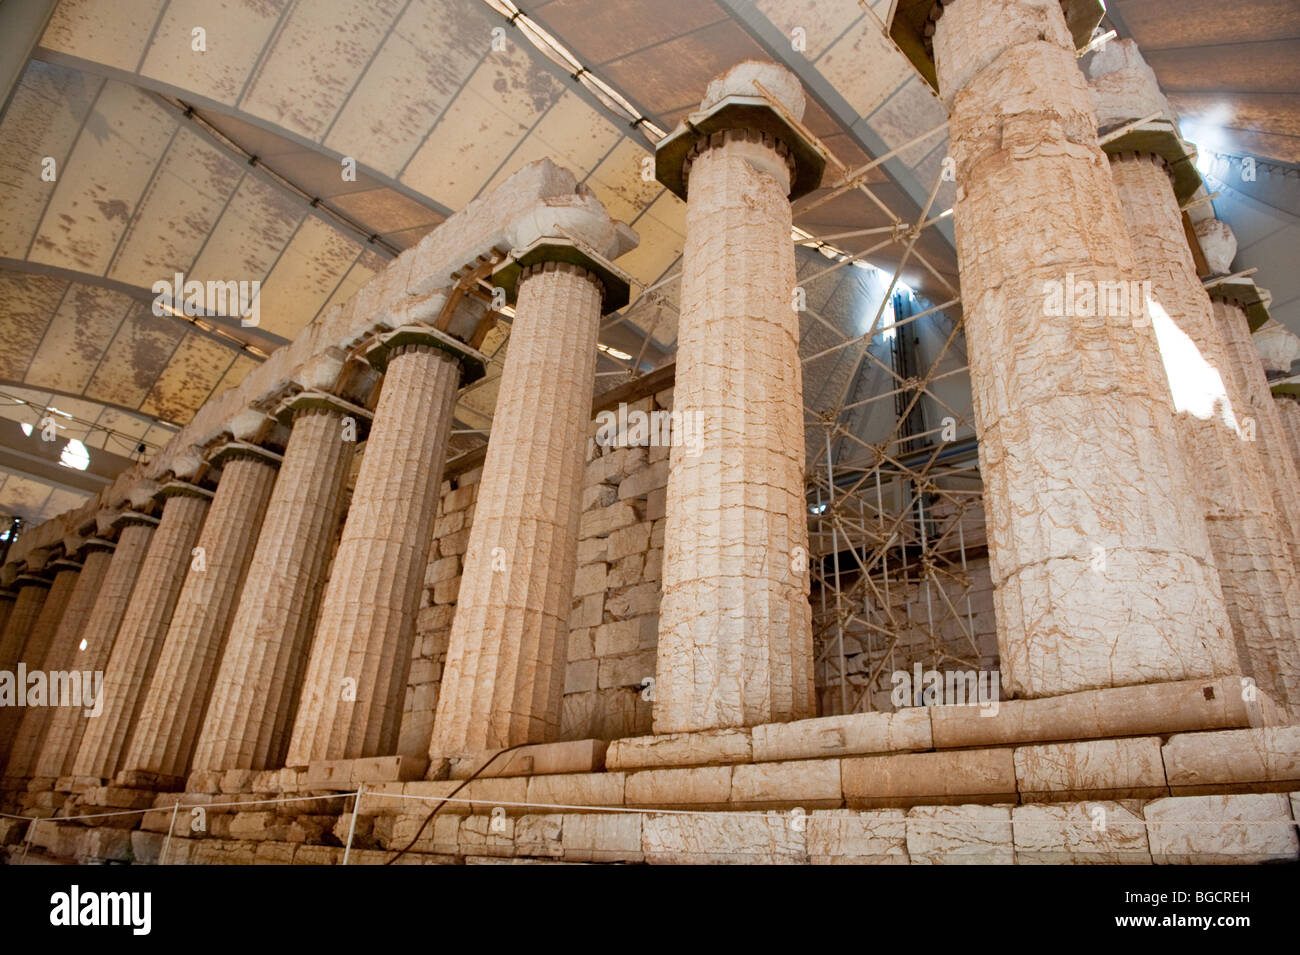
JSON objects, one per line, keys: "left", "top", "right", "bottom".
{"left": 206, "top": 439, "right": 283, "bottom": 470}
{"left": 12, "top": 573, "right": 52, "bottom": 590}
{"left": 155, "top": 479, "right": 214, "bottom": 504}
{"left": 49, "top": 557, "right": 83, "bottom": 573}
{"left": 359, "top": 324, "right": 487, "bottom": 386}
{"left": 889, "top": 0, "right": 1104, "bottom": 92}
{"left": 1206, "top": 275, "right": 1272, "bottom": 332}
{"left": 273, "top": 389, "right": 374, "bottom": 439}
{"left": 110, "top": 509, "right": 159, "bottom": 533}
{"left": 492, "top": 236, "right": 632, "bottom": 313}
{"left": 655, "top": 61, "right": 825, "bottom": 202}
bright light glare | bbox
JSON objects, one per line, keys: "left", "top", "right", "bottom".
{"left": 60, "top": 439, "right": 90, "bottom": 471}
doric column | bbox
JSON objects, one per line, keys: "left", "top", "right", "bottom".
{"left": 4, "top": 545, "right": 112, "bottom": 780}
{"left": 0, "top": 576, "right": 49, "bottom": 677}
{"left": 34, "top": 516, "right": 155, "bottom": 782}
{"left": 119, "top": 447, "right": 279, "bottom": 787}
{"left": 0, "top": 561, "right": 79, "bottom": 765}
{"left": 192, "top": 399, "right": 359, "bottom": 773}
{"left": 433, "top": 243, "right": 631, "bottom": 755}
{"left": 907, "top": 0, "right": 1238, "bottom": 698}
{"left": 650, "top": 62, "right": 823, "bottom": 733}
{"left": 1277, "top": 394, "right": 1300, "bottom": 472}
{"left": 0, "top": 591, "right": 14, "bottom": 644}
{"left": 1201, "top": 236, "right": 1300, "bottom": 571}
{"left": 71, "top": 486, "right": 210, "bottom": 783}
{"left": 1088, "top": 41, "right": 1300, "bottom": 712}
{"left": 287, "top": 332, "right": 475, "bottom": 765}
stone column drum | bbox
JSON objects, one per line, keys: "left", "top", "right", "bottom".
{"left": 120, "top": 449, "right": 279, "bottom": 786}
{"left": 192, "top": 404, "right": 355, "bottom": 773}
{"left": 4, "top": 546, "right": 112, "bottom": 780}
{"left": 0, "top": 561, "right": 79, "bottom": 764}
{"left": 433, "top": 260, "right": 609, "bottom": 755}
{"left": 287, "top": 342, "right": 462, "bottom": 765}
{"left": 651, "top": 62, "right": 823, "bottom": 733}
{"left": 33, "top": 517, "right": 155, "bottom": 782}
{"left": 926, "top": 0, "right": 1237, "bottom": 697}
{"left": 71, "top": 488, "right": 210, "bottom": 783}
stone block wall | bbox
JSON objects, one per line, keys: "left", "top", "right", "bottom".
{"left": 398, "top": 381, "right": 996, "bottom": 752}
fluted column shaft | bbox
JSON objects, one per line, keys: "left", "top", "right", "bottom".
{"left": 0, "top": 594, "right": 13, "bottom": 645}
{"left": 1213, "top": 298, "right": 1300, "bottom": 569}
{"left": 1278, "top": 395, "right": 1300, "bottom": 474}
{"left": 931, "top": 0, "right": 1237, "bottom": 698}
{"left": 1109, "top": 154, "right": 1300, "bottom": 711}
{"left": 71, "top": 492, "right": 209, "bottom": 782}
{"left": 121, "top": 454, "right": 278, "bottom": 784}
{"left": 193, "top": 410, "right": 353, "bottom": 772}
{"left": 34, "top": 520, "right": 154, "bottom": 781}
{"left": 0, "top": 565, "right": 79, "bottom": 764}
{"left": 433, "top": 263, "right": 602, "bottom": 755}
{"left": 287, "top": 344, "right": 460, "bottom": 764}
{"left": 0, "top": 580, "right": 48, "bottom": 676}
{"left": 655, "top": 129, "right": 815, "bottom": 734}
{"left": 4, "top": 548, "right": 112, "bottom": 778}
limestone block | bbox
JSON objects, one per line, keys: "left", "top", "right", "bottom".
{"left": 565, "top": 660, "right": 598, "bottom": 694}
{"left": 402, "top": 777, "right": 526, "bottom": 815}
{"left": 573, "top": 563, "right": 607, "bottom": 597}
{"left": 1014, "top": 737, "right": 1167, "bottom": 801}
{"left": 447, "top": 739, "right": 607, "bottom": 779}
{"left": 567, "top": 627, "right": 595, "bottom": 661}
{"left": 624, "top": 766, "right": 732, "bottom": 809}
{"left": 526, "top": 772, "right": 625, "bottom": 811}
{"left": 514, "top": 814, "right": 563, "bottom": 858}
{"left": 606, "top": 582, "right": 659, "bottom": 619}
{"left": 1012, "top": 801, "right": 1151, "bottom": 864}
{"left": 580, "top": 501, "right": 642, "bottom": 538}
{"left": 457, "top": 813, "right": 515, "bottom": 858}
{"left": 562, "top": 812, "right": 643, "bottom": 862}
{"left": 606, "top": 728, "right": 752, "bottom": 770}
{"left": 82, "top": 827, "right": 133, "bottom": 862}
{"left": 607, "top": 555, "right": 644, "bottom": 588}
{"left": 731, "top": 760, "right": 842, "bottom": 810}
{"left": 642, "top": 811, "right": 806, "bottom": 865}
{"left": 1162, "top": 726, "right": 1300, "bottom": 793}
{"left": 576, "top": 536, "right": 607, "bottom": 565}
{"left": 606, "top": 522, "right": 652, "bottom": 561}
{"left": 388, "top": 812, "right": 460, "bottom": 854}
{"left": 618, "top": 461, "right": 669, "bottom": 500}
{"left": 130, "top": 830, "right": 166, "bottom": 865}
{"left": 583, "top": 484, "right": 618, "bottom": 511}
{"left": 905, "top": 805, "right": 1014, "bottom": 865}
{"left": 1143, "top": 793, "right": 1299, "bottom": 864}
{"left": 751, "top": 709, "right": 931, "bottom": 762}
{"left": 594, "top": 619, "right": 640, "bottom": 656}
{"left": 842, "top": 750, "right": 1017, "bottom": 808}
{"left": 598, "top": 649, "right": 656, "bottom": 690}
{"left": 569, "top": 594, "right": 603, "bottom": 630}
{"left": 1194, "top": 219, "right": 1237, "bottom": 275}
{"left": 807, "top": 809, "right": 908, "bottom": 865}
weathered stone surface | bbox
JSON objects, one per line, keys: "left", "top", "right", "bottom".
{"left": 752, "top": 709, "right": 931, "bottom": 762}
{"left": 1143, "top": 793, "right": 1299, "bottom": 864}
{"left": 562, "top": 812, "right": 643, "bottom": 862}
{"left": 624, "top": 766, "right": 732, "bottom": 809}
{"left": 124, "top": 454, "right": 278, "bottom": 782}
{"left": 933, "top": 0, "right": 1237, "bottom": 700}
{"left": 73, "top": 492, "right": 209, "bottom": 781}
{"left": 194, "top": 411, "right": 353, "bottom": 773}
{"left": 433, "top": 262, "right": 608, "bottom": 755}
{"left": 606, "top": 728, "right": 752, "bottom": 770}
{"left": 1162, "top": 726, "right": 1300, "bottom": 793}
{"left": 1012, "top": 801, "right": 1151, "bottom": 864}
{"left": 929, "top": 677, "right": 1273, "bottom": 749}
{"left": 642, "top": 811, "right": 806, "bottom": 865}
{"left": 654, "top": 66, "right": 814, "bottom": 734}
{"left": 905, "top": 804, "right": 1014, "bottom": 865}
{"left": 289, "top": 345, "right": 460, "bottom": 764}
{"left": 1110, "top": 149, "right": 1300, "bottom": 714}
{"left": 514, "top": 814, "right": 564, "bottom": 858}
{"left": 1014, "top": 737, "right": 1167, "bottom": 801}
{"left": 843, "top": 749, "right": 1017, "bottom": 808}
{"left": 446, "top": 739, "right": 607, "bottom": 780}
{"left": 526, "top": 772, "right": 625, "bottom": 811}
{"left": 807, "top": 809, "right": 908, "bottom": 864}
{"left": 730, "top": 760, "right": 842, "bottom": 810}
